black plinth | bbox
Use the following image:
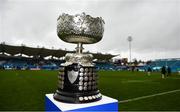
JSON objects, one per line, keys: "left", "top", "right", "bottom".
{"left": 53, "top": 63, "right": 102, "bottom": 103}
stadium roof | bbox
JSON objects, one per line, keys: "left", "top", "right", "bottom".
{"left": 0, "top": 43, "right": 116, "bottom": 60}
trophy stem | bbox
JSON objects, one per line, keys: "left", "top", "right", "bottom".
{"left": 76, "top": 43, "right": 84, "bottom": 54}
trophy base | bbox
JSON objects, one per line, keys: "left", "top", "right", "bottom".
{"left": 46, "top": 93, "right": 118, "bottom": 111}
{"left": 53, "top": 90, "right": 102, "bottom": 103}
{"left": 54, "top": 53, "right": 102, "bottom": 103}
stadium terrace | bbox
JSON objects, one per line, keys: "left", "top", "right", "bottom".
{"left": 0, "top": 43, "right": 116, "bottom": 70}
{"left": 0, "top": 43, "right": 180, "bottom": 73}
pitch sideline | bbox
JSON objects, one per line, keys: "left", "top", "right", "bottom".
{"left": 118, "top": 89, "right": 180, "bottom": 103}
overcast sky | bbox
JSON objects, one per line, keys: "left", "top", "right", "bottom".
{"left": 0, "top": 0, "right": 180, "bottom": 61}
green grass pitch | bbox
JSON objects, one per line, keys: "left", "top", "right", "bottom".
{"left": 0, "top": 70, "right": 180, "bottom": 111}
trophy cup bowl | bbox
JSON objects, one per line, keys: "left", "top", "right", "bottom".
{"left": 57, "top": 12, "right": 105, "bottom": 44}
{"left": 54, "top": 12, "right": 105, "bottom": 103}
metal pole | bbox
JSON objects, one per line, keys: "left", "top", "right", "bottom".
{"left": 127, "top": 36, "right": 132, "bottom": 64}
{"left": 129, "top": 41, "right": 131, "bottom": 64}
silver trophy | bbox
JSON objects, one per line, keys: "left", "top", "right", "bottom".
{"left": 53, "top": 12, "right": 105, "bottom": 103}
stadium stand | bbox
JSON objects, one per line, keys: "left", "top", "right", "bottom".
{"left": 1, "top": 43, "right": 179, "bottom": 72}
{"left": 0, "top": 43, "right": 116, "bottom": 70}
{"left": 95, "top": 61, "right": 127, "bottom": 70}
{"left": 144, "top": 58, "right": 180, "bottom": 72}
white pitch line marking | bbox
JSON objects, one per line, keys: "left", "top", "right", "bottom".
{"left": 118, "top": 89, "right": 180, "bottom": 103}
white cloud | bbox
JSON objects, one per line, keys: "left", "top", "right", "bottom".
{"left": 0, "top": 0, "right": 180, "bottom": 61}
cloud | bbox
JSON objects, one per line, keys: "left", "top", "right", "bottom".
{"left": 0, "top": 0, "right": 179, "bottom": 61}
